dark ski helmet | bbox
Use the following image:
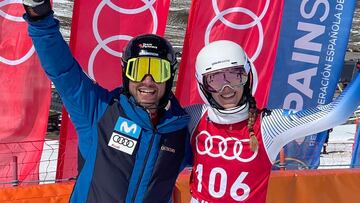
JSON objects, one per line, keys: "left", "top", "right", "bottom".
{"left": 121, "top": 34, "right": 177, "bottom": 109}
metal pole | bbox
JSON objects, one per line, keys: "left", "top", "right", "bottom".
{"left": 279, "top": 148, "right": 286, "bottom": 171}
{"left": 12, "top": 156, "right": 19, "bottom": 186}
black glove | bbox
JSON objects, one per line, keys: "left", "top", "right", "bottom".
{"left": 23, "top": 0, "right": 52, "bottom": 21}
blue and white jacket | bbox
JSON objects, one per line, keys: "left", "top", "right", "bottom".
{"left": 25, "top": 14, "right": 190, "bottom": 203}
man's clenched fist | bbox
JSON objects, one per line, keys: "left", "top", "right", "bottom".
{"left": 23, "top": 0, "right": 51, "bottom": 21}
{"left": 23, "top": 0, "right": 46, "bottom": 7}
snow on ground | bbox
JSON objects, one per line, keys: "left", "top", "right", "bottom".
{"left": 328, "top": 124, "right": 356, "bottom": 142}
{"left": 39, "top": 140, "right": 59, "bottom": 183}
{"left": 319, "top": 124, "right": 357, "bottom": 169}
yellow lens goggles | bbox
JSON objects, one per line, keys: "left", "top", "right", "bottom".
{"left": 125, "top": 57, "right": 171, "bottom": 83}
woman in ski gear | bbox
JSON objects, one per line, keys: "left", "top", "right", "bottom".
{"left": 186, "top": 40, "right": 360, "bottom": 203}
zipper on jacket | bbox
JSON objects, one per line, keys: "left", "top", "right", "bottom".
{"left": 131, "top": 128, "right": 157, "bottom": 203}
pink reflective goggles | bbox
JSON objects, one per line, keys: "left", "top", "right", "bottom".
{"left": 203, "top": 66, "right": 248, "bottom": 93}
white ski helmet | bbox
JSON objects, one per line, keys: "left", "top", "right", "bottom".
{"left": 195, "top": 40, "right": 256, "bottom": 109}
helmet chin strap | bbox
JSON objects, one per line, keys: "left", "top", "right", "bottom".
{"left": 140, "top": 103, "right": 159, "bottom": 110}
{"left": 129, "top": 96, "right": 170, "bottom": 114}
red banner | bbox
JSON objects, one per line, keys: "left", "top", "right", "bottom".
{"left": 0, "top": 2, "right": 51, "bottom": 186}
{"left": 175, "top": 0, "right": 284, "bottom": 108}
{"left": 57, "top": 0, "right": 171, "bottom": 179}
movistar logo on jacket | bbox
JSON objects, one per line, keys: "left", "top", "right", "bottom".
{"left": 114, "top": 116, "right": 141, "bottom": 139}
{"left": 108, "top": 116, "right": 142, "bottom": 155}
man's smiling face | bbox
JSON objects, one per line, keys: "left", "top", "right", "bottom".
{"left": 129, "top": 75, "right": 166, "bottom": 112}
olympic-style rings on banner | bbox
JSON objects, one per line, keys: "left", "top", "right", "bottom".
{"left": 204, "top": 0, "right": 271, "bottom": 94}
{"left": 0, "top": 0, "right": 35, "bottom": 66}
{"left": 88, "top": 0, "right": 159, "bottom": 81}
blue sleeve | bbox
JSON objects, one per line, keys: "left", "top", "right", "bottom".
{"left": 25, "top": 14, "right": 112, "bottom": 146}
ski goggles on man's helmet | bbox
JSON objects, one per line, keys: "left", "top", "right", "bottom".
{"left": 203, "top": 66, "right": 248, "bottom": 93}
{"left": 125, "top": 57, "right": 171, "bottom": 83}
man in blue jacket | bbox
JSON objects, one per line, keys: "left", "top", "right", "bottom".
{"left": 23, "top": 1, "right": 190, "bottom": 202}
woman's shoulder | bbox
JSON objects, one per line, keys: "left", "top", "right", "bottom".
{"left": 185, "top": 104, "right": 207, "bottom": 115}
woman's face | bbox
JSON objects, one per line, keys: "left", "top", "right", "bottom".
{"left": 211, "top": 85, "right": 244, "bottom": 109}
{"left": 203, "top": 66, "right": 247, "bottom": 109}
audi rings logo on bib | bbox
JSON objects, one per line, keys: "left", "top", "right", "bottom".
{"left": 196, "top": 130, "right": 258, "bottom": 162}
{"left": 108, "top": 132, "right": 137, "bottom": 155}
